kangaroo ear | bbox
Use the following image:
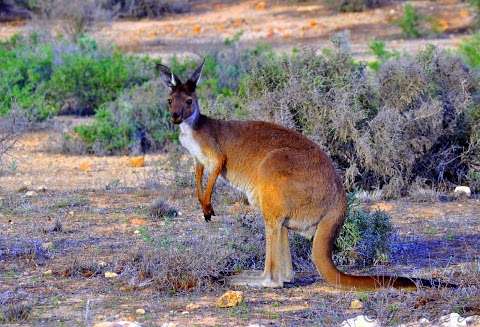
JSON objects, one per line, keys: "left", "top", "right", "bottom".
{"left": 156, "top": 63, "right": 181, "bottom": 90}
{"left": 187, "top": 59, "right": 205, "bottom": 89}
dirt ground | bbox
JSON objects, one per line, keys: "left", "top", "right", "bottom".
{"left": 0, "top": 118, "right": 479, "bottom": 326}
{"left": 1, "top": 1, "right": 480, "bottom": 326}
{"left": 0, "top": 0, "right": 476, "bottom": 60}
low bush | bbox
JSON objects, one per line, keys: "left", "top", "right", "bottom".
{"left": 108, "top": 0, "right": 192, "bottom": 18}
{"left": 73, "top": 80, "right": 174, "bottom": 154}
{"left": 0, "top": 34, "right": 153, "bottom": 121}
{"left": 0, "top": 303, "right": 32, "bottom": 323}
{"left": 236, "top": 36, "right": 480, "bottom": 197}
{"left": 459, "top": 33, "right": 480, "bottom": 69}
{"left": 334, "top": 193, "right": 392, "bottom": 266}
{"left": 396, "top": 3, "right": 423, "bottom": 38}
{"left": 30, "top": 0, "right": 114, "bottom": 40}
{"left": 324, "top": 0, "right": 388, "bottom": 12}
{"left": 470, "top": 0, "right": 480, "bottom": 28}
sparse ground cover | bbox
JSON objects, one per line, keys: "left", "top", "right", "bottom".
{"left": 1, "top": 1, "right": 480, "bottom": 326}
{"left": 0, "top": 125, "right": 479, "bottom": 326}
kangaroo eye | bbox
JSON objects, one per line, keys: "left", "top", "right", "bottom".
{"left": 186, "top": 99, "right": 193, "bottom": 105}
{"left": 167, "top": 98, "right": 172, "bottom": 105}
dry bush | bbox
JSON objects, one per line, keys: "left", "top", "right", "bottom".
{"left": 30, "top": 0, "right": 115, "bottom": 40}
{"left": 148, "top": 199, "right": 178, "bottom": 219}
{"left": 108, "top": 0, "right": 191, "bottom": 18}
{"left": 240, "top": 35, "right": 480, "bottom": 197}
{"left": 0, "top": 105, "right": 30, "bottom": 174}
{"left": 0, "top": 0, "right": 31, "bottom": 21}
{"left": 0, "top": 302, "right": 32, "bottom": 323}
{"left": 116, "top": 223, "right": 265, "bottom": 292}
{"left": 324, "top": 0, "right": 389, "bottom": 12}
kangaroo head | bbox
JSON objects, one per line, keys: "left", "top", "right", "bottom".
{"left": 157, "top": 60, "right": 204, "bottom": 125}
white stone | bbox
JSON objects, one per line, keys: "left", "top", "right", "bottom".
{"left": 454, "top": 186, "right": 471, "bottom": 198}
{"left": 161, "top": 323, "right": 176, "bottom": 327}
{"left": 340, "top": 315, "right": 379, "bottom": 327}
{"left": 25, "top": 190, "right": 37, "bottom": 197}
{"left": 135, "top": 308, "right": 145, "bottom": 315}
{"left": 104, "top": 271, "right": 118, "bottom": 278}
{"left": 94, "top": 322, "right": 141, "bottom": 327}
{"left": 438, "top": 313, "right": 468, "bottom": 327}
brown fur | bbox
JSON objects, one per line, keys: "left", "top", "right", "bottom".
{"left": 156, "top": 62, "right": 448, "bottom": 290}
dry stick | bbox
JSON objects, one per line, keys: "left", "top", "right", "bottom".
{"left": 84, "top": 299, "right": 91, "bottom": 327}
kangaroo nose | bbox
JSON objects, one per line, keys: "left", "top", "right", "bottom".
{"left": 172, "top": 112, "right": 180, "bottom": 119}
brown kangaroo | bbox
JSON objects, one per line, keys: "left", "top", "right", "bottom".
{"left": 157, "top": 61, "right": 454, "bottom": 290}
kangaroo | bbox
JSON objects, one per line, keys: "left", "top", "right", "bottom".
{"left": 157, "top": 61, "right": 454, "bottom": 290}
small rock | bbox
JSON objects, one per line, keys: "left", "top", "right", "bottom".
{"left": 135, "top": 308, "right": 145, "bottom": 315}
{"left": 98, "top": 261, "right": 107, "bottom": 267}
{"left": 134, "top": 230, "right": 140, "bottom": 235}
{"left": 254, "top": 1, "right": 266, "bottom": 11}
{"left": 161, "top": 323, "right": 176, "bottom": 327}
{"left": 104, "top": 271, "right": 118, "bottom": 278}
{"left": 350, "top": 299, "right": 364, "bottom": 310}
{"left": 340, "top": 315, "right": 379, "bottom": 327}
{"left": 418, "top": 318, "right": 430, "bottom": 326}
{"left": 438, "top": 312, "right": 474, "bottom": 327}
{"left": 17, "top": 186, "right": 29, "bottom": 193}
{"left": 454, "top": 186, "right": 471, "bottom": 198}
{"left": 94, "top": 322, "right": 141, "bottom": 327}
{"left": 41, "top": 242, "right": 54, "bottom": 250}
{"left": 36, "top": 186, "right": 47, "bottom": 192}
{"left": 130, "top": 217, "right": 147, "bottom": 226}
{"left": 43, "top": 269, "right": 53, "bottom": 276}
{"left": 25, "top": 190, "right": 37, "bottom": 197}
{"left": 129, "top": 156, "right": 145, "bottom": 168}
{"left": 79, "top": 162, "right": 93, "bottom": 172}
{"left": 185, "top": 303, "right": 201, "bottom": 311}
{"left": 68, "top": 211, "right": 75, "bottom": 216}
{"left": 216, "top": 290, "right": 244, "bottom": 308}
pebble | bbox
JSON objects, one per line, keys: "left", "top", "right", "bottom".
{"left": 25, "top": 190, "right": 37, "bottom": 197}
{"left": 135, "top": 308, "right": 145, "bottom": 315}
{"left": 454, "top": 186, "right": 471, "bottom": 198}
{"left": 216, "top": 290, "right": 244, "bottom": 308}
{"left": 104, "top": 271, "right": 118, "bottom": 278}
{"left": 185, "top": 303, "right": 201, "bottom": 310}
{"left": 94, "top": 322, "right": 141, "bottom": 327}
{"left": 350, "top": 299, "right": 364, "bottom": 310}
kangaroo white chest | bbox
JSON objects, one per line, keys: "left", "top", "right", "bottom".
{"left": 179, "top": 122, "right": 211, "bottom": 170}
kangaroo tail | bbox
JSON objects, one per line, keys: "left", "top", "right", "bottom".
{"left": 312, "top": 197, "right": 457, "bottom": 290}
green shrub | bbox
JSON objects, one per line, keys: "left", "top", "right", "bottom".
{"left": 49, "top": 48, "right": 152, "bottom": 115}
{"left": 0, "top": 34, "right": 153, "bottom": 121}
{"left": 397, "top": 3, "right": 423, "bottom": 38}
{"left": 459, "top": 33, "right": 480, "bottom": 68}
{"left": 368, "top": 40, "right": 399, "bottom": 71}
{"left": 73, "top": 80, "right": 175, "bottom": 154}
{"left": 470, "top": 0, "right": 480, "bottom": 28}
{"left": 0, "top": 34, "right": 55, "bottom": 120}
{"left": 334, "top": 193, "right": 393, "bottom": 266}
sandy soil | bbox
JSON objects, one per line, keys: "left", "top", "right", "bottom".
{"left": 0, "top": 120, "right": 479, "bottom": 326}
{"left": 0, "top": 1, "right": 475, "bottom": 60}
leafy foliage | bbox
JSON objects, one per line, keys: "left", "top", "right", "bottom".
{"left": 397, "top": 3, "right": 423, "bottom": 38}
{"left": 334, "top": 193, "right": 393, "bottom": 266}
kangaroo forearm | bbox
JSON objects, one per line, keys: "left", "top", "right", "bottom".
{"left": 202, "top": 166, "right": 221, "bottom": 205}
{"left": 195, "top": 162, "right": 205, "bottom": 204}
{"left": 202, "top": 156, "right": 225, "bottom": 206}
